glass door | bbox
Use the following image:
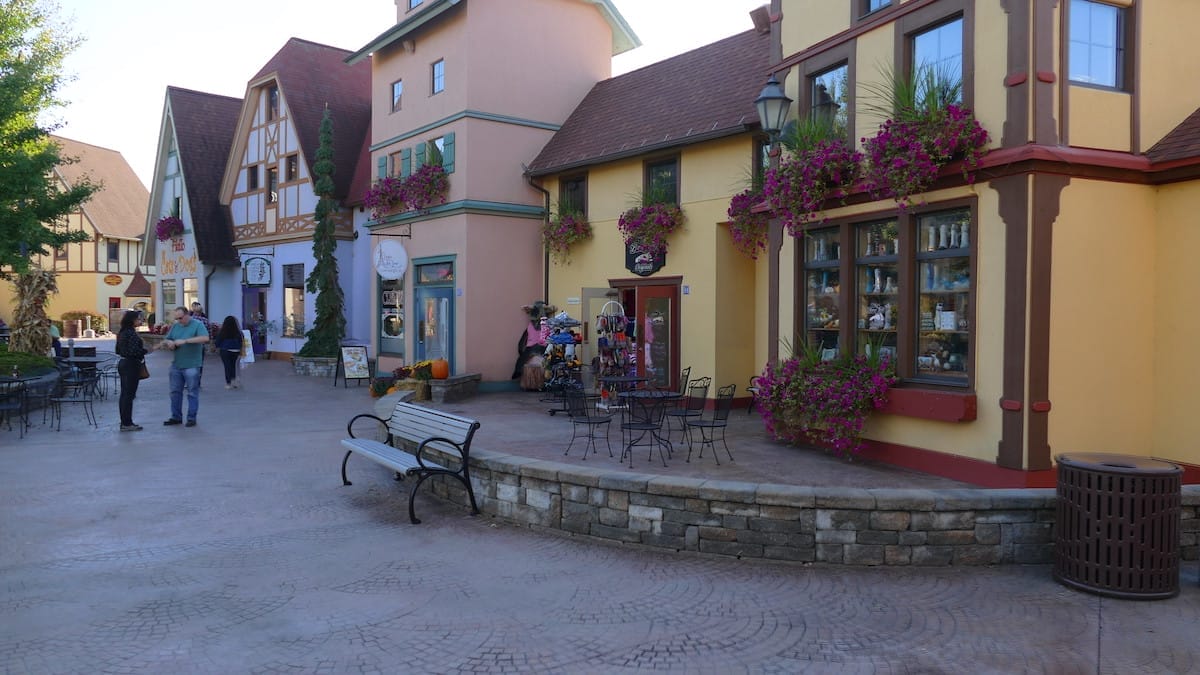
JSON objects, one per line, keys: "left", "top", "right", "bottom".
{"left": 414, "top": 286, "right": 453, "bottom": 369}
{"left": 634, "top": 284, "right": 679, "bottom": 390}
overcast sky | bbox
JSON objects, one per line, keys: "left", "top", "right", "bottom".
{"left": 49, "top": 0, "right": 768, "bottom": 187}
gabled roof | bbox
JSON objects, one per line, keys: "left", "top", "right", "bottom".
{"left": 124, "top": 267, "right": 152, "bottom": 297}
{"left": 167, "top": 86, "right": 242, "bottom": 265}
{"left": 248, "top": 38, "right": 371, "bottom": 202}
{"left": 345, "top": 0, "right": 639, "bottom": 65}
{"left": 527, "top": 28, "right": 769, "bottom": 176}
{"left": 1147, "top": 105, "right": 1200, "bottom": 164}
{"left": 51, "top": 136, "right": 149, "bottom": 239}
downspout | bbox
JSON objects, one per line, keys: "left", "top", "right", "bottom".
{"left": 203, "top": 263, "right": 218, "bottom": 315}
{"left": 524, "top": 169, "right": 551, "bottom": 303}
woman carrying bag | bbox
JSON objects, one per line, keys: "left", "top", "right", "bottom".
{"left": 215, "top": 316, "right": 244, "bottom": 390}
{"left": 115, "top": 310, "right": 148, "bottom": 432}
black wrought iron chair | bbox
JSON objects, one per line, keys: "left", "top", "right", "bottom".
{"left": 0, "top": 381, "right": 29, "bottom": 439}
{"left": 563, "top": 389, "right": 614, "bottom": 460}
{"left": 50, "top": 370, "right": 100, "bottom": 431}
{"left": 665, "top": 376, "right": 710, "bottom": 444}
{"left": 687, "top": 384, "right": 737, "bottom": 464}
{"left": 619, "top": 394, "right": 672, "bottom": 468}
{"left": 745, "top": 376, "right": 761, "bottom": 415}
{"left": 96, "top": 354, "right": 120, "bottom": 400}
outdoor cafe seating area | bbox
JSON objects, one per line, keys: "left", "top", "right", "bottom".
{"left": 1, "top": 345, "right": 116, "bottom": 438}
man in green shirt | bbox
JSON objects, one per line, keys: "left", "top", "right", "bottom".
{"left": 163, "top": 306, "right": 209, "bottom": 427}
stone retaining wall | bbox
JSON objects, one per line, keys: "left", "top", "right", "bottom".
{"left": 422, "top": 448, "right": 1200, "bottom": 566}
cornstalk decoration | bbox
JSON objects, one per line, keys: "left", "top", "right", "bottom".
{"left": 10, "top": 267, "right": 57, "bottom": 355}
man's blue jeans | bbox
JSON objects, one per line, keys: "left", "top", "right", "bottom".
{"left": 169, "top": 364, "right": 201, "bottom": 421}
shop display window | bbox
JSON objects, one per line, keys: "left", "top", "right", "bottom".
{"left": 856, "top": 219, "right": 899, "bottom": 361}
{"left": 803, "top": 228, "right": 841, "bottom": 358}
{"left": 915, "top": 209, "right": 970, "bottom": 382}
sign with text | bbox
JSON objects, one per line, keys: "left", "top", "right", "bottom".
{"left": 243, "top": 257, "right": 271, "bottom": 286}
{"left": 625, "top": 242, "right": 666, "bottom": 277}
{"left": 373, "top": 240, "right": 409, "bottom": 281}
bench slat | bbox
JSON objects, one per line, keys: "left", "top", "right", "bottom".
{"left": 340, "top": 439, "right": 447, "bottom": 473}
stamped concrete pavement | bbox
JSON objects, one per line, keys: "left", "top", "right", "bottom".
{"left": 1, "top": 350, "right": 1198, "bottom": 673}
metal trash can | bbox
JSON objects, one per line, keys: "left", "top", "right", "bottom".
{"left": 1055, "top": 453, "right": 1181, "bottom": 599}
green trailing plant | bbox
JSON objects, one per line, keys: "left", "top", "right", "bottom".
{"left": 297, "top": 106, "right": 346, "bottom": 358}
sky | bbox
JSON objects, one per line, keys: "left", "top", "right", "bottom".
{"left": 49, "top": 0, "right": 769, "bottom": 188}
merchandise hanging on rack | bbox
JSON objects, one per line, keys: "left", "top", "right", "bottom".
{"left": 540, "top": 311, "right": 583, "bottom": 415}
{"left": 593, "top": 300, "right": 637, "bottom": 409}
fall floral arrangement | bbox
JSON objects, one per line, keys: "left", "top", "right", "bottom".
{"left": 393, "top": 360, "right": 434, "bottom": 381}
{"left": 755, "top": 339, "right": 896, "bottom": 458}
{"left": 154, "top": 216, "right": 184, "bottom": 241}
{"left": 726, "top": 188, "right": 770, "bottom": 259}
{"left": 617, "top": 202, "right": 685, "bottom": 258}
{"left": 542, "top": 210, "right": 592, "bottom": 263}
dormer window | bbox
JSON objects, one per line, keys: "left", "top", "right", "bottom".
{"left": 267, "top": 86, "right": 279, "bottom": 121}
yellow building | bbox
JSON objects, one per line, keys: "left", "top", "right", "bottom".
{"left": 1, "top": 136, "right": 152, "bottom": 332}
{"left": 535, "top": 1, "right": 1200, "bottom": 486}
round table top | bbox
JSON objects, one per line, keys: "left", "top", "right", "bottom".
{"left": 598, "top": 375, "right": 648, "bottom": 385}
{"left": 619, "top": 389, "right": 681, "bottom": 400}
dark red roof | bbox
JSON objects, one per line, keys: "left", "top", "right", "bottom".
{"left": 124, "top": 267, "right": 153, "bottom": 297}
{"left": 528, "top": 29, "right": 769, "bottom": 176}
{"left": 167, "top": 87, "right": 242, "bottom": 265}
{"left": 345, "top": 129, "right": 373, "bottom": 208}
{"left": 253, "top": 38, "right": 371, "bottom": 201}
{"left": 1147, "top": 106, "right": 1200, "bottom": 164}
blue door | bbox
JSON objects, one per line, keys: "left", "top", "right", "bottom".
{"left": 414, "top": 286, "right": 454, "bottom": 370}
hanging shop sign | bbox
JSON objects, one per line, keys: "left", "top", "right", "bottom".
{"left": 374, "top": 239, "right": 409, "bottom": 281}
{"left": 243, "top": 256, "right": 272, "bottom": 286}
{"left": 625, "top": 243, "right": 666, "bottom": 277}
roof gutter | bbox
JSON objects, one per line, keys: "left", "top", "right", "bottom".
{"left": 524, "top": 169, "right": 551, "bottom": 305}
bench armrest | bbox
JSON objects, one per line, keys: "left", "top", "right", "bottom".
{"left": 415, "top": 436, "right": 469, "bottom": 471}
{"left": 346, "top": 413, "right": 392, "bottom": 445}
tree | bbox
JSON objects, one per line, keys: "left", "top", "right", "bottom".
{"left": 297, "top": 106, "right": 346, "bottom": 358}
{"left": 0, "top": 0, "right": 97, "bottom": 278}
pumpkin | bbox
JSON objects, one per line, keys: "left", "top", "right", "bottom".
{"left": 430, "top": 358, "right": 450, "bottom": 380}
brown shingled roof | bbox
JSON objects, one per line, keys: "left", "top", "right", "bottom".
{"left": 527, "top": 28, "right": 769, "bottom": 176}
{"left": 252, "top": 38, "right": 371, "bottom": 201}
{"left": 1147, "top": 105, "right": 1200, "bottom": 164}
{"left": 167, "top": 87, "right": 242, "bottom": 265}
{"left": 51, "top": 136, "right": 149, "bottom": 239}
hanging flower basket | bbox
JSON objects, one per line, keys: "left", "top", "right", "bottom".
{"left": 362, "top": 164, "right": 450, "bottom": 220}
{"left": 617, "top": 202, "right": 684, "bottom": 257}
{"left": 542, "top": 211, "right": 592, "bottom": 263}
{"left": 726, "top": 189, "right": 769, "bottom": 259}
{"left": 763, "top": 139, "right": 861, "bottom": 236}
{"left": 363, "top": 175, "right": 406, "bottom": 221}
{"left": 154, "top": 216, "right": 184, "bottom": 242}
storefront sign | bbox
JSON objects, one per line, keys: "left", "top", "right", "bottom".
{"left": 373, "top": 239, "right": 409, "bottom": 281}
{"left": 243, "top": 256, "right": 271, "bottom": 286}
{"left": 625, "top": 243, "right": 666, "bottom": 277}
{"left": 103, "top": 274, "right": 123, "bottom": 286}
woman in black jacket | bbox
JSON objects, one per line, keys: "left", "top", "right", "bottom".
{"left": 114, "top": 310, "right": 148, "bottom": 431}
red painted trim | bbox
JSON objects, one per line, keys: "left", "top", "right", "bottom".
{"left": 879, "top": 388, "right": 977, "bottom": 422}
{"left": 1036, "top": 70, "right": 1056, "bottom": 83}
{"left": 1004, "top": 72, "right": 1028, "bottom": 87}
{"left": 1030, "top": 401, "right": 1051, "bottom": 413}
{"left": 857, "top": 439, "right": 1058, "bottom": 488}
{"left": 1000, "top": 399, "right": 1022, "bottom": 411}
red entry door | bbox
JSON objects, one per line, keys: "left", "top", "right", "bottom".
{"left": 634, "top": 284, "right": 680, "bottom": 391}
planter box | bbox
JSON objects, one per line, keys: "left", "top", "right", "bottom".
{"left": 429, "top": 373, "right": 481, "bottom": 403}
{"left": 392, "top": 378, "right": 430, "bottom": 401}
{"left": 292, "top": 356, "right": 337, "bottom": 378}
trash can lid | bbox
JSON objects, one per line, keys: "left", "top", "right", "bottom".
{"left": 1056, "top": 452, "right": 1181, "bottom": 475}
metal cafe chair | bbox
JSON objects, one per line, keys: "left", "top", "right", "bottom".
{"left": 619, "top": 393, "right": 672, "bottom": 468}
{"left": 687, "top": 384, "right": 737, "bottom": 465}
{"left": 0, "top": 381, "right": 29, "bottom": 439}
{"left": 745, "top": 375, "right": 761, "bottom": 415}
{"left": 563, "top": 389, "right": 614, "bottom": 460}
{"left": 49, "top": 369, "right": 100, "bottom": 431}
{"left": 665, "top": 376, "right": 710, "bottom": 444}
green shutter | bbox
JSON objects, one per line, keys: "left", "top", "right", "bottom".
{"left": 414, "top": 143, "right": 426, "bottom": 169}
{"left": 376, "top": 156, "right": 386, "bottom": 179}
{"left": 400, "top": 148, "right": 412, "bottom": 178}
{"left": 442, "top": 133, "right": 455, "bottom": 174}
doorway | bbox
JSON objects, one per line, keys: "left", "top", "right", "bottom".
{"left": 242, "top": 287, "right": 268, "bottom": 353}
{"left": 609, "top": 278, "right": 681, "bottom": 391}
{"left": 414, "top": 286, "right": 453, "bottom": 368}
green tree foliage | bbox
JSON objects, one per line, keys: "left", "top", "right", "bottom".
{"left": 297, "top": 106, "right": 346, "bottom": 358}
{"left": 0, "top": 0, "right": 98, "bottom": 279}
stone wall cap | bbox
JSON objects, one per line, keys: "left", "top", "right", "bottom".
{"left": 646, "top": 475, "right": 707, "bottom": 497}
{"left": 755, "top": 483, "right": 816, "bottom": 506}
{"left": 814, "top": 487, "right": 876, "bottom": 509}
{"left": 698, "top": 479, "right": 759, "bottom": 502}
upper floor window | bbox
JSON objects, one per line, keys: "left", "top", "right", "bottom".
{"left": 107, "top": 241, "right": 119, "bottom": 263}
{"left": 285, "top": 154, "right": 299, "bottom": 183}
{"left": 391, "top": 79, "right": 403, "bottom": 112}
{"left": 810, "top": 63, "right": 849, "bottom": 135}
{"left": 55, "top": 246, "right": 67, "bottom": 260}
{"left": 644, "top": 157, "right": 679, "bottom": 206}
{"left": 862, "top": 0, "right": 891, "bottom": 16}
{"left": 1068, "top": 0, "right": 1127, "bottom": 89}
{"left": 911, "top": 17, "right": 963, "bottom": 104}
{"left": 431, "top": 59, "right": 445, "bottom": 95}
{"left": 389, "top": 150, "right": 404, "bottom": 176}
{"left": 171, "top": 196, "right": 181, "bottom": 218}
{"left": 408, "top": 0, "right": 422, "bottom": 9}
{"left": 266, "top": 167, "right": 279, "bottom": 204}
{"left": 246, "top": 165, "right": 259, "bottom": 192}
{"left": 560, "top": 175, "right": 587, "bottom": 217}
{"left": 267, "top": 86, "right": 279, "bottom": 121}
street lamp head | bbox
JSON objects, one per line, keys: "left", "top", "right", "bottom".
{"left": 755, "top": 73, "right": 793, "bottom": 141}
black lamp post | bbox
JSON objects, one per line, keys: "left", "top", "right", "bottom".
{"left": 755, "top": 72, "right": 793, "bottom": 366}
{"left": 754, "top": 73, "right": 793, "bottom": 149}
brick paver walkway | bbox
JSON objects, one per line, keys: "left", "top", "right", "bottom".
{"left": 2, "top": 349, "right": 1198, "bottom": 673}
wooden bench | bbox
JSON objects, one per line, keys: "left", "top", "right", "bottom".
{"left": 341, "top": 401, "right": 481, "bottom": 524}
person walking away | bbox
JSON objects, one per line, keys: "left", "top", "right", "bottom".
{"left": 114, "top": 310, "right": 147, "bottom": 431}
{"left": 162, "top": 306, "right": 209, "bottom": 427}
{"left": 214, "top": 316, "right": 244, "bottom": 389}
